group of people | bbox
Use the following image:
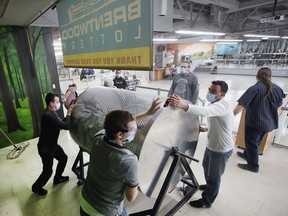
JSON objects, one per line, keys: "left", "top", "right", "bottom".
{"left": 166, "top": 64, "right": 284, "bottom": 208}
{"left": 32, "top": 64, "right": 284, "bottom": 215}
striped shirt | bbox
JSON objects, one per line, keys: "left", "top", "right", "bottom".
{"left": 237, "top": 81, "right": 284, "bottom": 132}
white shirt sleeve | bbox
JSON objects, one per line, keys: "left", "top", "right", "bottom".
{"left": 187, "top": 101, "right": 227, "bottom": 117}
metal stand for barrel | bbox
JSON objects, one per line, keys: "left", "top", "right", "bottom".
{"left": 72, "top": 147, "right": 89, "bottom": 185}
{"left": 130, "top": 147, "right": 199, "bottom": 216}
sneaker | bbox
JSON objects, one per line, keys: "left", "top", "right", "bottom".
{"left": 238, "top": 163, "right": 259, "bottom": 173}
{"left": 199, "top": 184, "right": 207, "bottom": 191}
{"left": 189, "top": 199, "right": 211, "bottom": 208}
{"left": 32, "top": 187, "right": 48, "bottom": 196}
{"left": 237, "top": 151, "right": 248, "bottom": 160}
{"left": 53, "top": 176, "right": 69, "bottom": 185}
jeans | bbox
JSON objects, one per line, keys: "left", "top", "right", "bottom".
{"left": 170, "top": 140, "right": 198, "bottom": 187}
{"left": 201, "top": 148, "right": 232, "bottom": 206}
{"left": 32, "top": 145, "right": 68, "bottom": 190}
{"left": 244, "top": 125, "right": 266, "bottom": 169}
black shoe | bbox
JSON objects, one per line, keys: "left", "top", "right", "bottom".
{"left": 237, "top": 151, "right": 248, "bottom": 160}
{"left": 238, "top": 163, "right": 259, "bottom": 173}
{"left": 53, "top": 176, "right": 69, "bottom": 185}
{"left": 32, "top": 187, "right": 48, "bottom": 196}
{"left": 199, "top": 184, "right": 207, "bottom": 191}
{"left": 189, "top": 199, "right": 211, "bottom": 208}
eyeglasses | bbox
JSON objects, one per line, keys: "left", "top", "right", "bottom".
{"left": 180, "top": 66, "right": 187, "bottom": 68}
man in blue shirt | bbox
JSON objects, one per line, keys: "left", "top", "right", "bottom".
{"left": 234, "top": 67, "right": 284, "bottom": 173}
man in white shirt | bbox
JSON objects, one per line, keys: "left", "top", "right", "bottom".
{"left": 168, "top": 80, "right": 234, "bottom": 208}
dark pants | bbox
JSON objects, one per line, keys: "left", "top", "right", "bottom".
{"left": 32, "top": 145, "right": 68, "bottom": 190}
{"left": 80, "top": 206, "right": 128, "bottom": 216}
{"left": 202, "top": 148, "right": 232, "bottom": 206}
{"left": 244, "top": 125, "right": 266, "bottom": 170}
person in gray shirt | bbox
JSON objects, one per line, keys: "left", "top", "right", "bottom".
{"left": 168, "top": 62, "right": 199, "bottom": 105}
{"left": 167, "top": 62, "right": 200, "bottom": 193}
{"left": 80, "top": 99, "right": 161, "bottom": 216}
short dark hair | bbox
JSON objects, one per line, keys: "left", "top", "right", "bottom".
{"left": 212, "top": 80, "right": 228, "bottom": 93}
{"left": 45, "top": 93, "right": 59, "bottom": 107}
{"left": 104, "top": 110, "right": 135, "bottom": 139}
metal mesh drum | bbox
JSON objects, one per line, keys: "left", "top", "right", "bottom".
{"left": 70, "top": 87, "right": 199, "bottom": 198}
{"left": 70, "top": 87, "right": 162, "bottom": 157}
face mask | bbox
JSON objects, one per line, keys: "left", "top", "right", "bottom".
{"left": 55, "top": 102, "right": 61, "bottom": 111}
{"left": 116, "top": 74, "right": 120, "bottom": 78}
{"left": 123, "top": 126, "right": 137, "bottom": 144}
{"left": 180, "top": 67, "right": 186, "bottom": 74}
{"left": 206, "top": 92, "right": 217, "bottom": 103}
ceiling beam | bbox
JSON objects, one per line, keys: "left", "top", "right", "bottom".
{"left": 190, "top": 4, "right": 205, "bottom": 28}
{"left": 232, "top": 23, "right": 288, "bottom": 34}
{"left": 187, "top": 0, "right": 239, "bottom": 12}
{"left": 228, "top": 0, "right": 286, "bottom": 13}
{"left": 240, "top": 7, "right": 259, "bottom": 30}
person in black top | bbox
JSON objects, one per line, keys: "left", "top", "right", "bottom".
{"left": 234, "top": 67, "right": 284, "bottom": 173}
{"left": 113, "top": 70, "right": 127, "bottom": 89}
{"left": 32, "top": 93, "right": 73, "bottom": 196}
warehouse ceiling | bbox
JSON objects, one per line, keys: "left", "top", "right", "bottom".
{"left": 0, "top": 0, "right": 288, "bottom": 43}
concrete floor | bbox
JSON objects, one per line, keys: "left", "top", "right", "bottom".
{"left": 1, "top": 72, "right": 288, "bottom": 216}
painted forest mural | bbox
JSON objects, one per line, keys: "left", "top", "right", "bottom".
{"left": 0, "top": 26, "right": 63, "bottom": 148}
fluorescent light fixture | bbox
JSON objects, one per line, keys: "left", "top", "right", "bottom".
{"left": 176, "top": 30, "right": 225, "bottom": 36}
{"left": 282, "top": 36, "right": 288, "bottom": 39}
{"left": 246, "top": 39, "right": 261, "bottom": 42}
{"left": 262, "top": 37, "right": 268, "bottom": 40}
{"left": 216, "top": 42, "right": 239, "bottom": 44}
{"left": 153, "top": 38, "right": 178, "bottom": 42}
{"left": 244, "top": 34, "right": 280, "bottom": 38}
{"left": 200, "top": 39, "right": 243, "bottom": 42}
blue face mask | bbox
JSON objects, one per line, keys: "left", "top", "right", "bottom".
{"left": 180, "top": 67, "right": 186, "bottom": 74}
{"left": 123, "top": 125, "right": 137, "bottom": 144}
{"left": 206, "top": 92, "right": 217, "bottom": 103}
{"left": 124, "top": 132, "right": 136, "bottom": 143}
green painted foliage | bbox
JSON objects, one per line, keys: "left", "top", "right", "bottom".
{"left": 0, "top": 26, "right": 52, "bottom": 148}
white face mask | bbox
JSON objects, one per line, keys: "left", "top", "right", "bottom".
{"left": 123, "top": 124, "right": 137, "bottom": 144}
{"left": 116, "top": 74, "right": 120, "bottom": 78}
{"left": 55, "top": 102, "right": 61, "bottom": 111}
